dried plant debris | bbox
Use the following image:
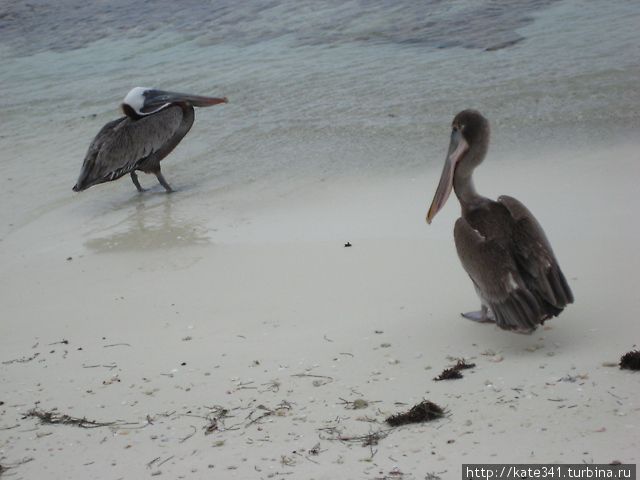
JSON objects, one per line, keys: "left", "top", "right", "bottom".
{"left": 425, "top": 473, "right": 444, "bottom": 480}
{"left": 619, "top": 350, "right": 640, "bottom": 371}
{"left": 385, "top": 400, "right": 445, "bottom": 426}
{"left": 338, "top": 398, "right": 370, "bottom": 410}
{"left": 320, "top": 426, "right": 390, "bottom": 447}
{"left": 434, "top": 367, "right": 463, "bottom": 381}
{"left": 0, "top": 457, "right": 34, "bottom": 477}
{"left": 453, "top": 359, "right": 475, "bottom": 370}
{"left": 2, "top": 353, "right": 40, "bottom": 365}
{"left": 245, "top": 401, "right": 292, "bottom": 427}
{"left": 23, "top": 408, "right": 120, "bottom": 428}
{"left": 434, "top": 358, "right": 476, "bottom": 381}
{"left": 358, "top": 432, "right": 386, "bottom": 447}
{"left": 308, "top": 442, "right": 321, "bottom": 455}
{"left": 203, "top": 406, "right": 233, "bottom": 434}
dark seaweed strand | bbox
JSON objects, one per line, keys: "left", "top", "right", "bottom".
{"left": 385, "top": 400, "right": 445, "bottom": 427}
{"left": 434, "top": 367, "right": 463, "bottom": 381}
{"left": 619, "top": 350, "right": 640, "bottom": 371}
{"left": 454, "top": 359, "right": 476, "bottom": 370}
{"left": 434, "top": 358, "right": 476, "bottom": 381}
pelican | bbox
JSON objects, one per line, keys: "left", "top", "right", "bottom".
{"left": 72, "top": 87, "right": 227, "bottom": 193}
{"left": 426, "top": 110, "right": 573, "bottom": 333}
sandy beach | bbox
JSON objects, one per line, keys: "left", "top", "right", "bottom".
{"left": 2, "top": 2, "right": 640, "bottom": 477}
{"left": 1, "top": 137, "right": 639, "bottom": 478}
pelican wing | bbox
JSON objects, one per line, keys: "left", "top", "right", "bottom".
{"left": 454, "top": 217, "right": 542, "bottom": 331}
{"left": 95, "top": 107, "right": 184, "bottom": 178}
{"left": 76, "top": 107, "right": 184, "bottom": 188}
{"left": 498, "top": 195, "right": 574, "bottom": 309}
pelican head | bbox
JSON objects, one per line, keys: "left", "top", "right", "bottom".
{"left": 426, "top": 110, "right": 490, "bottom": 223}
{"left": 121, "top": 87, "right": 228, "bottom": 118}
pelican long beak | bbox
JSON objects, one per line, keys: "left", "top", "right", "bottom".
{"left": 426, "top": 129, "right": 468, "bottom": 223}
{"left": 141, "top": 90, "right": 228, "bottom": 113}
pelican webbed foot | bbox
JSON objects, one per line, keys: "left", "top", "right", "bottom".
{"left": 512, "top": 328, "right": 535, "bottom": 335}
{"left": 461, "top": 305, "right": 495, "bottom": 323}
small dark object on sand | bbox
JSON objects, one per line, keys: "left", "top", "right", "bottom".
{"left": 619, "top": 350, "right": 640, "bottom": 370}
{"left": 344, "top": 242, "right": 352, "bottom": 247}
{"left": 434, "top": 368, "right": 463, "bottom": 381}
{"left": 453, "top": 359, "right": 476, "bottom": 370}
{"left": 386, "top": 400, "right": 445, "bottom": 426}
{"left": 434, "top": 358, "right": 476, "bottom": 381}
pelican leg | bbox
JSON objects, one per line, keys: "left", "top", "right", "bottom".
{"left": 461, "top": 305, "right": 495, "bottom": 323}
{"left": 130, "top": 172, "right": 146, "bottom": 192}
{"left": 155, "top": 170, "right": 173, "bottom": 193}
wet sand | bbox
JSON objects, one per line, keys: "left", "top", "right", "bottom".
{"left": 1, "top": 143, "right": 639, "bottom": 478}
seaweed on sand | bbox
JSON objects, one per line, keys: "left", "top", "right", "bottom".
{"left": 386, "top": 400, "right": 445, "bottom": 427}
{"left": 620, "top": 350, "right": 640, "bottom": 370}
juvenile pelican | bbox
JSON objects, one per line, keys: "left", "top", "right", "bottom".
{"left": 427, "top": 110, "right": 573, "bottom": 333}
{"left": 73, "top": 87, "right": 227, "bottom": 193}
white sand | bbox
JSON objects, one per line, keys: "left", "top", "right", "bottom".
{"left": 1, "top": 142, "right": 639, "bottom": 479}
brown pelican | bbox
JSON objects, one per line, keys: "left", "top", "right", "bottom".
{"left": 426, "top": 110, "right": 573, "bottom": 333}
{"left": 73, "top": 87, "right": 227, "bottom": 193}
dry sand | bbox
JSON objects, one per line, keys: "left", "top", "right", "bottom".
{"left": 1, "top": 142, "right": 639, "bottom": 479}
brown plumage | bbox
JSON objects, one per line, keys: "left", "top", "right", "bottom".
{"left": 73, "top": 87, "right": 227, "bottom": 193}
{"left": 427, "top": 110, "right": 573, "bottom": 333}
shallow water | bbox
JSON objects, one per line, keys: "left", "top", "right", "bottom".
{"left": 0, "top": 0, "right": 639, "bottom": 242}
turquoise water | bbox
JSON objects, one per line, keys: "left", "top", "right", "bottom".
{"left": 0, "top": 0, "right": 639, "bottom": 238}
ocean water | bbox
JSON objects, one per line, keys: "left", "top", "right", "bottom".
{"left": 0, "top": 0, "right": 639, "bottom": 241}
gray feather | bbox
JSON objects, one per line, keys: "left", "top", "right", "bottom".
{"left": 74, "top": 106, "right": 190, "bottom": 190}
{"left": 454, "top": 196, "right": 572, "bottom": 332}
